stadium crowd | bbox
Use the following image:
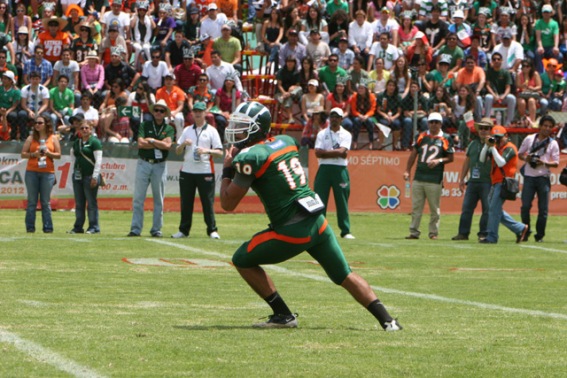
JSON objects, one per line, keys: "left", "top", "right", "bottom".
{"left": 1, "top": 0, "right": 567, "bottom": 152}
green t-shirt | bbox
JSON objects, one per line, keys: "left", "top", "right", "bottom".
{"left": 0, "top": 85, "right": 21, "bottom": 109}
{"left": 50, "top": 87, "right": 75, "bottom": 114}
{"left": 376, "top": 92, "right": 402, "bottom": 114}
{"left": 73, "top": 136, "right": 103, "bottom": 177}
{"left": 426, "top": 69, "right": 454, "bottom": 90}
{"left": 401, "top": 93, "right": 429, "bottom": 115}
{"left": 212, "top": 37, "right": 241, "bottom": 64}
{"left": 485, "top": 67, "right": 512, "bottom": 95}
{"left": 551, "top": 78, "right": 566, "bottom": 92}
{"left": 326, "top": 0, "right": 349, "bottom": 17}
{"left": 317, "top": 65, "right": 347, "bottom": 92}
{"left": 232, "top": 135, "right": 314, "bottom": 228}
{"left": 465, "top": 139, "right": 491, "bottom": 183}
{"left": 138, "top": 120, "right": 175, "bottom": 160}
{"left": 437, "top": 46, "right": 465, "bottom": 70}
{"left": 535, "top": 18, "right": 559, "bottom": 48}
{"left": 541, "top": 72, "right": 552, "bottom": 94}
{"left": 413, "top": 131, "right": 455, "bottom": 184}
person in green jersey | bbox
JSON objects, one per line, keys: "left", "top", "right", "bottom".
{"left": 452, "top": 118, "right": 494, "bottom": 241}
{"left": 220, "top": 101, "right": 402, "bottom": 331}
{"left": 404, "top": 112, "right": 455, "bottom": 240}
{"left": 68, "top": 121, "right": 103, "bottom": 234}
{"left": 49, "top": 75, "right": 75, "bottom": 130}
{"left": 535, "top": 4, "right": 562, "bottom": 73}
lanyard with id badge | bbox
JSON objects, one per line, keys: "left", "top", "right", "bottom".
{"left": 153, "top": 122, "right": 165, "bottom": 160}
{"left": 192, "top": 125, "right": 206, "bottom": 162}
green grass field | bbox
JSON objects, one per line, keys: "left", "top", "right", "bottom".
{"left": 1, "top": 209, "right": 566, "bottom": 377}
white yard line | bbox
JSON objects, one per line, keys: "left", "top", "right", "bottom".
{"left": 520, "top": 245, "right": 567, "bottom": 255}
{"left": 0, "top": 330, "right": 106, "bottom": 378}
{"left": 149, "top": 239, "right": 567, "bottom": 321}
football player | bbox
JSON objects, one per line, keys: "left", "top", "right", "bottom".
{"left": 219, "top": 101, "right": 402, "bottom": 331}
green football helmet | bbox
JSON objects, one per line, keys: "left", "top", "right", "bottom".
{"left": 225, "top": 101, "right": 272, "bottom": 148}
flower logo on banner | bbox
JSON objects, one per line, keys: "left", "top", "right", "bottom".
{"left": 376, "top": 185, "right": 401, "bottom": 210}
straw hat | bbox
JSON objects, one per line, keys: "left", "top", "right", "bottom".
{"left": 74, "top": 21, "right": 98, "bottom": 37}
{"left": 85, "top": 50, "right": 100, "bottom": 61}
{"left": 150, "top": 99, "right": 171, "bottom": 117}
{"left": 42, "top": 16, "right": 68, "bottom": 31}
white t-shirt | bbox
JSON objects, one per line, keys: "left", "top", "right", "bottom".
{"left": 200, "top": 13, "right": 228, "bottom": 41}
{"left": 53, "top": 60, "right": 80, "bottom": 90}
{"left": 492, "top": 41, "right": 524, "bottom": 71}
{"left": 314, "top": 126, "right": 351, "bottom": 167}
{"left": 102, "top": 11, "right": 131, "bottom": 38}
{"left": 369, "top": 43, "right": 400, "bottom": 70}
{"left": 177, "top": 123, "right": 223, "bottom": 174}
{"left": 73, "top": 106, "right": 99, "bottom": 123}
{"left": 142, "top": 61, "right": 169, "bottom": 90}
{"left": 20, "top": 84, "right": 50, "bottom": 112}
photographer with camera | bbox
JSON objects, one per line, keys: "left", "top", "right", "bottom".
{"left": 518, "top": 115, "right": 560, "bottom": 242}
{"left": 479, "top": 126, "right": 528, "bottom": 244}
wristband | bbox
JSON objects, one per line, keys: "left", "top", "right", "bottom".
{"left": 222, "top": 166, "right": 235, "bottom": 180}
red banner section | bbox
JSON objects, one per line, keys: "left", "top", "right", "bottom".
{"left": 308, "top": 150, "right": 567, "bottom": 215}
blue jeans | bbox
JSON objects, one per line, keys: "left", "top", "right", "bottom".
{"left": 458, "top": 181, "right": 491, "bottom": 238}
{"left": 352, "top": 116, "right": 374, "bottom": 144}
{"left": 130, "top": 159, "right": 167, "bottom": 235}
{"left": 520, "top": 175, "right": 550, "bottom": 241}
{"left": 25, "top": 170, "right": 55, "bottom": 232}
{"left": 73, "top": 175, "right": 100, "bottom": 232}
{"left": 402, "top": 117, "right": 427, "bottom": 149}
{"left": 486, "top": 183, "right": 526, "bottom": 243}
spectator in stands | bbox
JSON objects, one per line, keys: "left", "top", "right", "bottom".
{"left": 492, "top": 30, "right": 524, "bottom": 73}
{"left": 275, "top": 56, "right": 302, "bottom": 123}
{"left": 172, "top": 101, "right": 223, "bottom": 240}
{"left": 398, "top": 12, "right": 419, "bottom": 53}
{"left": 404, "top": 112, "right": 454, "bottom": 240}
{"left": 518, "top": 115, "right": 560, "bottom": 242}
{"left": 550, "top": 69, "right": 566, "bottom": 110}
{"left": 327, "top": 0, "right": 350, "bottom": 19}
{"left": 53, "top": 49, "right": 80, "bottom": 109}
{"left": 184, "top": 7, "right": 201, "bottom": 47}
{"left": 213, "top": 23, "right": 242, "bottom": 71}
{"left": 375, "top": 79, "right": 402, "bottom": 150}
{"left": 428, "top": 85, "right": 455, "bottom": 132}
{"left": 325, "top": 78, "right": 353, "bottom": 130}
{"left": 301, "top": 106, "right": 328, "bottom": 148}
{"left": 279, "top": 29, "right": 307, "bottom": 69}
{"left": 187, "top": 73, "right": 217, "bottom": 127}
{"left": 200, "top": 3, "right": 227, "bottom": 41}
{"left": 372, "top": 7, "right": 400, "bottom": 47}
{"left": 306, "top": 28, "right": 331, "bottom": 69}
{"left": 218, "top": 0, "right": 239, "bottom": 22}
{"left": 418, "top": 0, "right": 449, "bottom": 22}
{"left": 72, "top": 92, "right": 100, "bottom": 136}
{"left": 328, "top": 9, "right": 349, "bottom": 49}
{"left": 2, "top": 71, "right": 23, "bottom": 141}
{"left": 99, "top": 78, "right": 128, "bottom": 140}
{"left": 541, "top": 58, "right": 564, "bottom": 112}
{"left": 81, "top": 51, "right": 105, "bottom": 108}
{"left": 99, "top": 24, "right": 127, "bottom": 65}
{"left": 391, "top": 56, "right": 411, "bottom": 100}
{"left": 471, "top": 8, "right": 492, "bottom": 54}
{"left": 63, "top": 4, "right": 85, "bottom": 38}
{"left": 332, "top": 37, "right": 355, "bottom": 70}
{"left": 417, "top": 4, "right": 449, "bottom": 56}
{"left": 470, "top": 0, "right": 496, "bottom": 22}
{"left": 464, "top": 35, "right": 488, "bottom": 69}
{"left": 368, "top": 31, "right": 400, "bottom": 71}
{"left": 71, "top": 20, "right": 99, "bottom": 67}
{"left": 154, "top": 3, "right": 176, "bottom": 53}
{"left": 415, "top": 58, "right": 433, "bottom": 95}
{"left": 406, "top": 31, "right": 433, "bottom": 69}
{"left": 127, "top": 81, "right": 155, "bottom": 140}
{"left": 453, "top": 55, "right": 485, "bottom": 121}
{"left": 535, "top": 4, "right": 562, "bottom": 73}
{"left": 101, "top": 0, "right": 130, "bottom": 38}
{"left": 165, "top": 28, "right": 191, "bottom": 72}
{"left": 174, "top": 51, "right": 201, "bottom": 92}
{"left": 451, "top": 118, "right": 494, "bottom": 241}
{"left": 349, "top": 78, "right": 377, "bottom": 150}
{"left": 130, "top": 1, "right": 154, "bottom": 68}
{"left": 105, "top": 47, "right": 140, "bottom": 94}
{"left": 21, "top": 114, "right": 61, "bottom": 233}
{"left": 302, "top": 5, "right": 328, "bottom": 35}
{"left": 23, "top": 45, "right": 53, "bottom": 86}
{"left": 12, "top": 3, "right": 32, "bottom": 48}
{"left": 479, "top": 126, "right": 528, "bottom": 244}
{"left": 155, "top": 72, "right": 186, "bottom": 138}
{"left": 402, "top": 81, "right": 430, "bottom": 150}
{"left": 127, "top": 99, "right": 175, "bottom": 238}
{"left": 213, "top": 73, "right": 242, "bottom": 142}
{"left": 347, "top": 55, "right": 369, "bottom": 93}
{"left": 516, "top": 58, "right": 543, "bottom": 126}
{"left": 261, "top": 9, "right": 284, "bottom": 74}
{"left": 348, "top": 10, "right": 373, "bottom": 64}
{"left": 301, "top": 78, "right": 325, "bottom": 125}
{"left": 50, "top": 75, "right": 75, "bottom": 131}
{"left": 0, "top": 2, "right": 12, "bottom": 38}
{"left": 20, "top": 71, "right": 51, "bottom": 135}
{"left": 436, "top": 33, "right": 464, "bottom": 75}
{"left": 517, "top": 13, "right": 535, "bottom": 61}
{"left": 206, "top": 50, "right": 243, "bottom": 92}
{"left": 452, "top": 85, "right": 476, "bottom": 148}
{"left": 491, "top": 8, "right": 516, "bottom": 47}
{"left": 142, "top": 50, "right": 169, "bottom": 92}
{"left": 369, "top": 57, "right": 391, "bottom": 95}
{"left": 68, "top": 120, "right": 102, "bottom": 235}
{"left": 37, "top": 16, "right": 71, "bottom": 65}
{"left": 318, "top": 53, "right": 348, "bottom": 94}
{"left": 484, "top": 51, "right": 516, "bottom": 126}
{"left": 105, "top": 96, "right": 131, "bottom": 143}
{"left": 13, "top": 26, "right": 33, "bottom": 85}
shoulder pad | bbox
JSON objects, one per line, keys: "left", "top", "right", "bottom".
{"left": 233, "top": 145, "right": 271, "bottom": 176}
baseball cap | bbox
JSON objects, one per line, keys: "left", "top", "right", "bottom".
{"left": 108, "top": 24, "right": 119, "bottom": 32}
{"left": 330, "top": 108, "right": 344, "bottom": 117}
{"left": 439, "top": 55, "right": 452, "bottom": 64}
{"left": 542, "top": 4, "right": 553, "bottom": 13}
{"left": 491, "top": 125, "right": 507, "bottom": 136}
{"left": 428, "top": 112, "right": 443, "bottom": 122}
{"left": 207, "top": 3, "right": 218, "bottom": 10}
{"left": 165, "top": 72, "right": 176, "bottom": 80}
{"left": 502, "top": 30, "right": 512, "bottom": 39}
{"left": 112, "top": 0, "right": 123, "bottom": 5}
{"left": 69, "top": 113, "right": 85, "bottom": 124}
{"left": 555, "top": 69, "right": 564, "bottom": 76}
{"left": 380, "top": 6, "right": 389, "bottom": 13}
{"left": 307, "top": 79, "right": 319, "bottom": 87}
{"left": 189, "top": 7, "right": 199, "bottom": 14}
{"left": 2, "top": 70, "right": 15, "bottom": 84}
{"left": 193, "top": 101, "right": 207, "bottom": 111}
{"left": 452, "top": 10, "right": 464, "bottom": 19}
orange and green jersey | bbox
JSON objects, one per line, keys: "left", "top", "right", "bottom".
{"left": 413, "top": 130, "right": 454, "bottom": 184}
{"left": 233, "top": 135, "right": 314, "bottom": 227}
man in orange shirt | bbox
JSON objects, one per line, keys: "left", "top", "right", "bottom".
{"left": 155, "top": 72, "right": 186, "bottom": 138}
{"left": 479, "top": 126, "right": 528, "bottom": 244}
{"left": 38, "top": 16, "right": 71, "bottom": 65}
{"left": 217, "top": 0, "right": 238, "bottom": 22}
{"left": 454, "top": 55, "right": 485, "bottom": 121}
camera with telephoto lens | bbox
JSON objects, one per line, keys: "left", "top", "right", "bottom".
{"left": 527, "top": 153, "right": 540, "bottom": 168}
{"left": 487, "top": 136, "right": 501, "bottom": 145}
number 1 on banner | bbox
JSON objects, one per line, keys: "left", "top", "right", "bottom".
{"left": 57, "top": 162, "right": 71, "bottom": 189}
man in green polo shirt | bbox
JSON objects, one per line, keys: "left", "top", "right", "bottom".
{"left": 128, "top": 99, "right": 175, "bottom": 238}
{"left": 318, "top": 53, "right": 347, "bottom": 93}
{"left": 49, "top": 75, "right": 75, "bottom": 130}
{"left": 0, "top": 71, "right": 23, "bottom": 141}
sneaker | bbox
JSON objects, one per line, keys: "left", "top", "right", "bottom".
{"left": 171, "top": 231, "right": 188, "bottom": 239}
{"left": 342, "top": 233, "right": 355, "bottom": 239}
{"left": 209, "top": 231, "right": 221, "bottom": 239}
{"left": 383, "top": 319, "right": 403, "bottom": 332}
{"left": 151, "top": 231, "right": 163, "bottom": 238}
{"left": 127, "top": 231, "right": 140, "bottom": 237}
{"left": 86, "top": 229, "right": 100, "bottom": 234}
{"left": 451, "top": 234, "right": 469, "bottom": 241}
{"left": 405, "top": 235, "right": 419, "bottom": 240}
{"left": 253, "top": 313, "right": 298, "bottom": 328}
{"left": 516, "top": 225, "right": 529, "bottom": 244}
{"left": 67, "top": 229, "right": 84, "bottom": 234}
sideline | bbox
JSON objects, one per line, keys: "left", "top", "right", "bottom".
{"left": 148, "top": 239, "right": 567, "bottom": 321}
{"left": 0, "top": 330, "right": 107, "bottom": 378}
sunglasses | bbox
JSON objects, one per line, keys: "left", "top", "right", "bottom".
{"left": 80, "top": 126, "right": 90, "bottom": 130}
{"left": 478, "top": 126, "right": 492, "bottom": 131}
{"left": 80, "top": 28, "right": 89, "bottom": 32}
{"left": 154, "top": 108, "right": 166, "bottom": 113}
{"left": 152, "top": 56, "right": 160, "bottom": 59}
{"left": 35, "top": 121, "right": 45, "bottom": 124}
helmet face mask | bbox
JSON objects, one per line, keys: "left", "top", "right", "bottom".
{"left": 225, "top": 102, "right": 271, "bottom": 148}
